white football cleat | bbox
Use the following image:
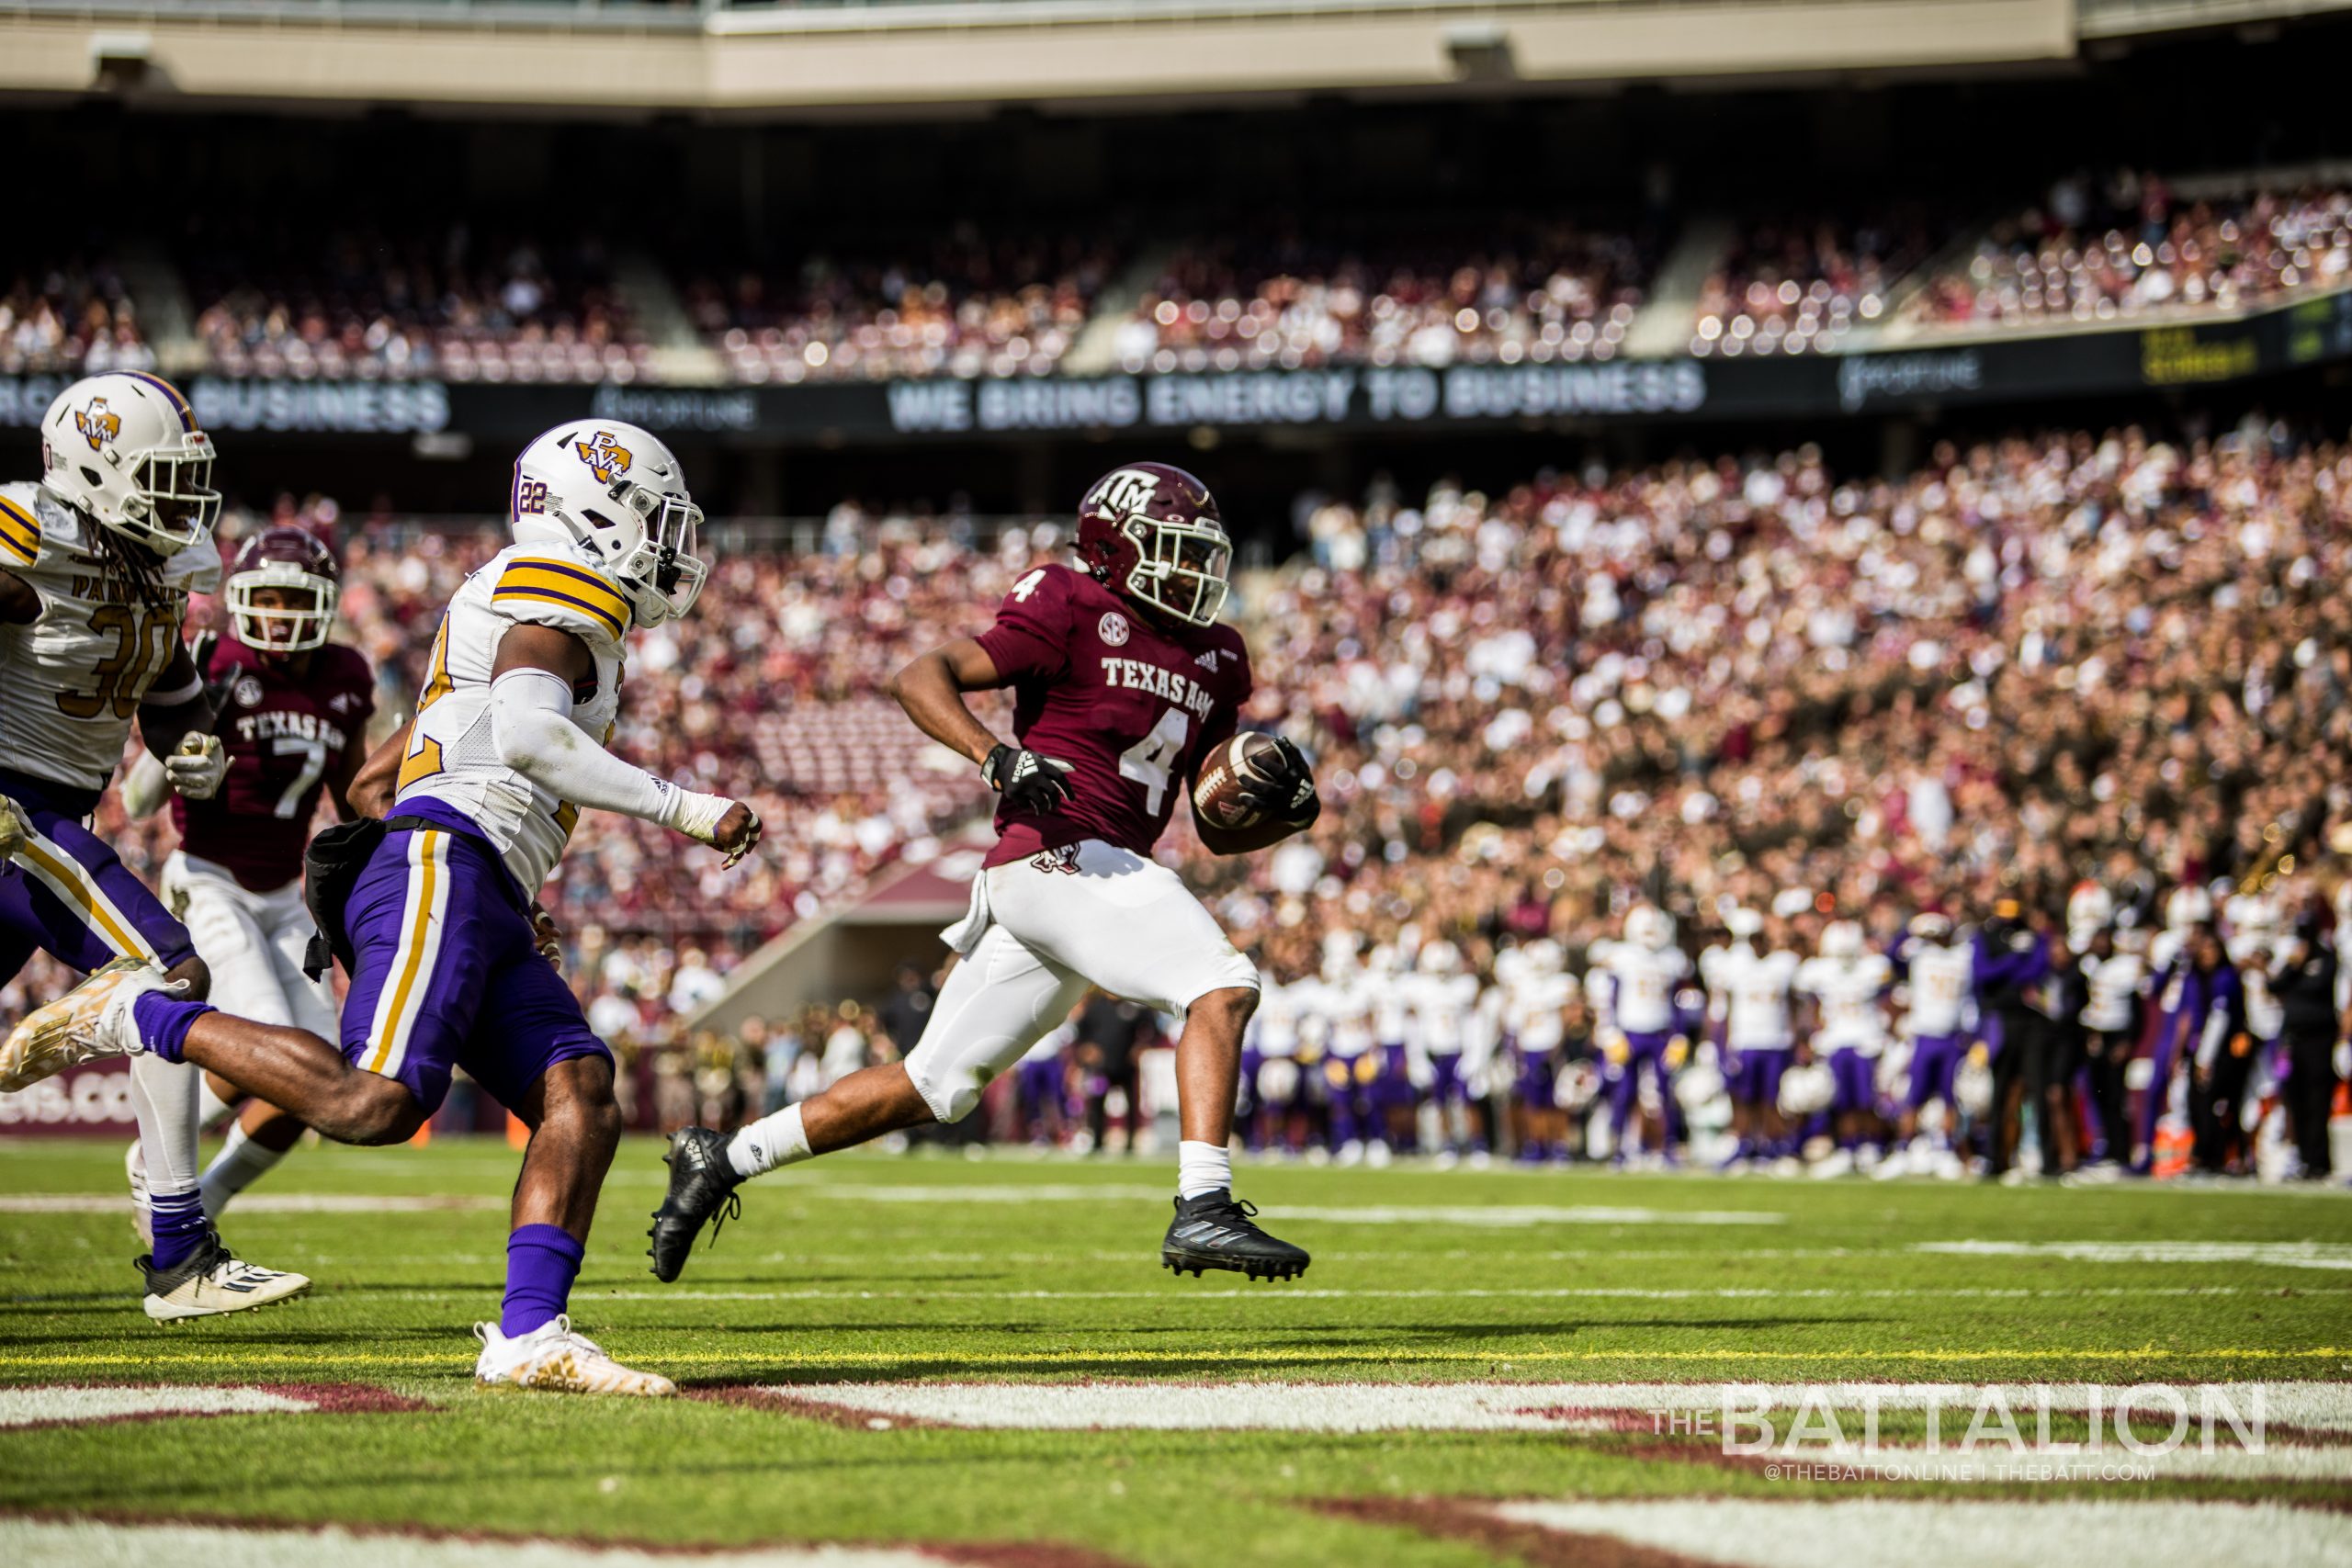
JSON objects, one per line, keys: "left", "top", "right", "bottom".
{"left": 474, "top": 1315, "right": 676, "bottom": 1397}
{"left": 126, "top": 1139, "right": 153, "bottom": 1248}
{"left": 0, "top": 956, "right": 173, "bottom": 1093}
{"left": 141, "top": 1235, "right": 311, "bottom": 1322}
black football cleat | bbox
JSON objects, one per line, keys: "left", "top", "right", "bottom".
{"left": 1160, "top": 1190, "right": 1309, "bottom": 1281}
{"left": 647, "top": 1126, "right": 742, "bottom": 1282}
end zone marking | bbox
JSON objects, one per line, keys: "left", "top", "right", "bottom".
{"left": 1477, "top": 1498, "right": 2352, "bottom": 1568}
{"left": 727, "top": 1380, "right": 2352, "bottom": 1434}
{"left": 0, "top": 1382, "right": 424, "bottom": 1431}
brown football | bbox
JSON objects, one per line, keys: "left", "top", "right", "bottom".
{"left": 1193, "top": 731, "right": 1282, "bottom": 830}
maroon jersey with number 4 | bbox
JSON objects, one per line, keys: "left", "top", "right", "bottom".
{"left": 975, "top": 563, "right": 1251, "bottom": 869}
{"left": 170, "top": 637, "right": 376, "bottom": 891}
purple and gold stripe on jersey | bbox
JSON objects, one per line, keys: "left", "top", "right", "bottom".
{"left": 0, "top": 497, "right": 38, "bottom": 565}
{"left": 491, "top": 558, "right": 628, "bottom": 638}
{"left": 120, "top": 371, "right": 198, "bottom": 434}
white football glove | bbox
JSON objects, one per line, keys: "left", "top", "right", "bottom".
{"left": 164, "top": 733, "right": 228, "bottom": 801}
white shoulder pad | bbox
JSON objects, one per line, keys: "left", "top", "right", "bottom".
{"left": 483, "top": 546, "right": 631, "bottom": 650}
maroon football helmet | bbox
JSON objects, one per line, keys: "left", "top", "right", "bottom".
{"left": 226, "top": 525, "right": 341, "bottom": 653}
{"left": 1074, "top": 462, "right": 1232, "bottom": 627}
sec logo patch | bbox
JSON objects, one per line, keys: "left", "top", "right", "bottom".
{"left": 232, "top": 677, "right": 265, "bottom": 708}
{"left": 1098, "top": 611, "right": 1130, "bottom": 647}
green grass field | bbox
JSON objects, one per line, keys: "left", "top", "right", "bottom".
{"left": 1, "top": 1136, "right": 2346, "bottom": 1565}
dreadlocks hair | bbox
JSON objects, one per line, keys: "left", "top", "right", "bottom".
{"left": 85, "top": 515, "right": 170, "bottom": 609}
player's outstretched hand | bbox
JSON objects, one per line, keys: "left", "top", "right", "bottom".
{"left": 1235, "top": 736, "right": 1319, "bottom": 825}
{"left": 712, "top": 801, "right": 763, "bottom": 868}
{"left": 165, "top": 733, "right": 229, "bottom": 801}
{"left": 982, "top": 745, "right": 1073, "bottom": 813}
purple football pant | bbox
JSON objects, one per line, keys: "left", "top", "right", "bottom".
{"left": 0, "top": 773, "right": 195, "bottom": 978}
{"left": 340, "top": 821, "right": 609, "bottom": 1114}
{"left": 1374, "top": 1043, "right": 1418, "bottom": 1115}
{"left": 1828, "top": 1046, "right": 1876, "bottom": 1115}
{"left": 2136, "top": 1013, "right": 2192, "bottom": 1156}
{"left": 1906, "top": 1033, "right": 1962, "bottom": 1109}
{"left": 1728, "top": 1044, "right": 1791, "bottom": 1106}
{"left": 1426, "top": 1049, "right": 1465, "bottom": 1108}
{"left": 1514, "top": 1044, "right": 1555, "bottom": 1108}
{"left": 1609, "top": 1029, "right": 1679, "bottom": 1138}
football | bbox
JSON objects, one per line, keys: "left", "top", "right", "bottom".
{"left": 1193, "top": 731, "right": 1283, "bottom": 830}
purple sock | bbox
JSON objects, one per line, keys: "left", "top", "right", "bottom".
{"left": 130, "top": 992, "right": 214, "bottom": 1064}
{"left": 501, "top": 1224, "right": 584, "bottom": 1338}
{"left": 148, "top": 1187, "right": 209, "bottom": 1272}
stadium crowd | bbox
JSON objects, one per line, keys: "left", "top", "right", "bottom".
{"left": 185, "top": 221, "right": 651, "bottom": 383}
{"left": 1910, "top": 172, "right": 2352, "bottom": 329}
{"left": 10, "top": 414, "right": 2349, "bottom": 1179}
{"left": 1690, "top": 208, "right": 1946, "bottom": 355}
{"left": 0, "top": 254, "right": 152, "bottom": 376}
{"left": 1114, "top": 222, "right": 1655, "bottom": 373}
{"left": 687, "top": 231, "right": 1118, "bottom": 382}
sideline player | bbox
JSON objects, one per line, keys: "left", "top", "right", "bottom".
{"left": 1793, "top": 919, "right": 1892, "bottom": 1176}
{"left": 1594, "top": 905, "right": 1689, "bottom": 1165}
{"left": 1882, "top": 911, "right": 1976, "bottom": 1179}
{"left": 650, "top": 462, "right": 1322, "bottom": 1282}
{"left": 120, "top": 526, "right": 375, "bottom": 1230}
{"left": 1704, "top": 908, "right": 1801, "bottom": 1170}
{"left": 1, "top": 420, "right": 759, "bottom": 1393}
{"left": 0, "top": 373, "right": 306, "bottom": 1319}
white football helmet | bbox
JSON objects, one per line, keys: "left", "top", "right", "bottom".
{"left": 1725, "top": 908, "right": 1765, "bottom": 942}
{"left": 1419, "top": 940, "right": 1462, "bottom": 976}
{"left": 40, "top": 372, "right": 219, "bottom": 557}
{"left": 510, "top": 421, "right": 707, "bottom": 628}
{"left": 1524, "top": 939, "right": 1565, "bottom": 976}
{"left": 1820, "top": 919, "right": 1864, "bottom": 961}
{"left": 1626, "top": 906, "right": 1675, "bottom": 953}
{"left": 1777, "top": 1060, "right": 1835, "bottom": 1118}
{"left": 2165, "top": 884, "right": 2214, "bottom": 931}
{"left": 1909, "top": 911, "right": 1953, "bottom": 942}
{"left": 2068, "top": 881, "right": 2115, "bottom": 936}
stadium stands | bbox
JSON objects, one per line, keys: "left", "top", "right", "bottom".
{"left": 1909, "top": 173, "right": 2352, "bottom": 329}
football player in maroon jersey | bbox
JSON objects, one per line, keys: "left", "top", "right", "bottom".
{"left": 122, "top": 526, "right": 375, "bottom": 1233}
{"left": 652, "top": 463, "right": 1321, "bottom": 1282}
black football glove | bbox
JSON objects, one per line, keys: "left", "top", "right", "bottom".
{"left": 1234, "top": 736, "right": 1319, "bottom": 827}
{"left": 982, "top": 744, "right": 1074, "bottom": 813}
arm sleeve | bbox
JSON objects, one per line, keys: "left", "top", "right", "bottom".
{"left": 489, "top": 668, "right": 726, "bottom": 839}
{"left": 973, "top": 567, "right": 1075, "bottom": 683}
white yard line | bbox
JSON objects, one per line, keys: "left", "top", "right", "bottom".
{"left": 1916, "top": 1241, "right": 2352, "bottom": 1271}
{"left": 1487, "top": 1498, "right": 2350, "bottom": 1568}
{"left": 0, "top": 1521, "right": 945, "bottom": 1568}
{"left": 0, "top": 1194, "right": 504, "bottom": 1215}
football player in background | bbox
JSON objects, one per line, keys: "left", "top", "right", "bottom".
{"left": 1704, "top": 908, "right": 1802, "bottom": 1171}
{"left": 119, "top": 527, "right": 375, "bottom": 1231}
{"left": 2075, "top": 921, "right": 2146, "bottom": 1169}
{"left": 1882, "top": 911, "right": 1975, "bottom": 1179}
{"left": 652, "top": 462, "right": 1321, "bottom": 1283}
{"left": 1793, "top": 919, "right": 1892, "bottom": 1177}
{"left": 5, "top": 421, "right": 759, "bottom": 1393}
{"left": 1408, "top": 939, "right": 1482, "bottom": 1160}
{"left": 1594, "top": 905, "right": 1690, "bottom": 1166}
{"left": 0, "top": 373, "right": 307, "bottom": 1319}
{"left": 1503, "top": 939, "right": 1576, "bottom": 1163}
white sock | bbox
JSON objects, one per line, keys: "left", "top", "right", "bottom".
{"left": 1177, "top": 1139, "right": 1232, "bottom": 1200}
{"left": 129, "top": 1055, "right": 204, "bottom": 1190}
{"left": 199, "top": 1122, "right": 286, "bottom": 1219}
{"left": 196, "top": 1075, "right": 235, "bottom": 1134}
{"left": 728, "top": 1104, "right": 810, "bottom": 1179}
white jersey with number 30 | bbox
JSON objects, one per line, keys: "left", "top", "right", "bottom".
{"left": 0, "top": 482, "right": 220, "bottom": 795}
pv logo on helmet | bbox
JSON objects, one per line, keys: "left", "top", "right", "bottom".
{"left": 74, "top": 399, "right": 121, "bottom": 453}
{"left": 574, "top": 431, "right": 634, "bottom": 484}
